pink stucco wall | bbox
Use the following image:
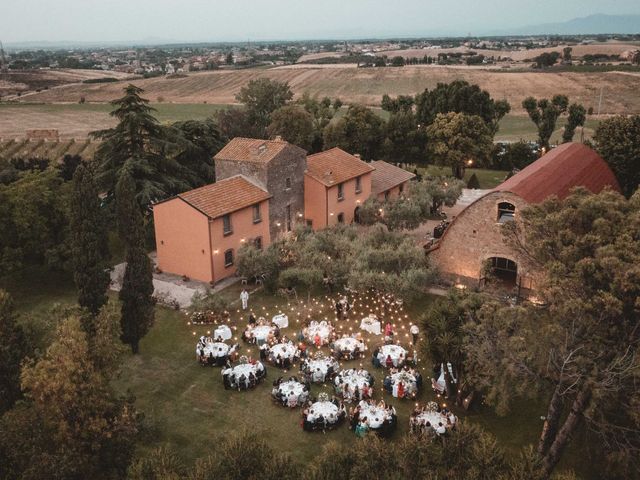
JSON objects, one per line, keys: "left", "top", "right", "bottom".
{"left": 209, "top": 199, "right": 271, "bottom": 282}
{"left": 154, "top": 198, "right": 213, "bottom": 283}
{"left": 304, "top": 175, "right": 328, "bottom": 229}
{"left": 326, "top": 173, "right": 371, "bottom": 226}
{"left": 376, "top": 182, "right": 408, "bottom": 202}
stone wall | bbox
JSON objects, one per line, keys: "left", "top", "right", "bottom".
{"left": 215, "top": 159, "right": 267, "bottom": 189}
{"left": 429, "top": 191, "right": 540, "bottom": 290}
{"left": 265, "top": 146, "right": 307, "bottom": 240}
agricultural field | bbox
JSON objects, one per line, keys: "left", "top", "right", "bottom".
{"left": 12, "top": 64, "right": 640, "bottom": 115}
{"left": 0, "top": 68, "right": 134, "bottom": 98}
{"left": 377, "top": 41, "right": 640, "bottom": 61}
{"left": 0, "top": 103, "right": 230, "bottom": 139}
{"left": 0, "top": 137, "right": 100, "bottom": 162}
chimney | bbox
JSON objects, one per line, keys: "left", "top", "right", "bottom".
{"left": 354, "top": 153, "right": 361, "bottom": 159}
{"left": 274, "top": 135, "right": 283, "bottom": 142}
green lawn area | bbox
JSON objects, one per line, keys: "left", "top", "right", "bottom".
{"left": 0, "top": 102, "right": 231, "bottom": 123}
{"left": 496, "top": 114, "right": 600, "bottom": 143}
{"left": 0, "top": 270, "right": 588, "bottom": 477}
{"left": 418, "top": 165, "right": 509, "bottom": 189}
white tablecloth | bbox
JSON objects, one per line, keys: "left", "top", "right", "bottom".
{"left": 305, "top": 321, "right": 334, "bottom": 344}
{"left": 335, "top": 369, "right": 372, "bottom": 393}
{"left": 214, "top": 325, "right": 233, "bottom": 341}
{"left": 199, "top": 342, "right": 230, "bottom": 358}
{"left": 304, "top": 358, "right": 338, "bottom": 383}
{"left": 358, "top": 401, "right": 391, "bottom": 429}
{"left": 415, "top": 411, "right": 448, "bottom": 428}
{"left": 269, "top": 342, "right": 298, "bottom": 361}
{"left": 360, "top": 316, "right": 382, "bottom": 335}
{"left": 251, "top": 325, "right": 275, "bottom": 343}
{"left": 272, "top": 314, "right": 289, "bottom": 329}
{"left": 334, "top": 337, "right": 365, "bottom": 353}
{"left": 307, "top": 401, "right": 339, "bottom": 423}
{"left": 389, "top": 371, "right": 418, "bottom": 398}
{"left": 276, "top": 380, "right": 307, "bottom": 407}
{"left": 377, "top": 344, "right": 407, "bottom": 367}
{"left": 227, "top": 362, "right": 264, "bottom": 388}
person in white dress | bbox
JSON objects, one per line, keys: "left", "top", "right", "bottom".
{"left": 410, "top": 323, "right": 419, "bottom": 345}
{"left": 240, "top": 289, "right": 249, "bottom": 310}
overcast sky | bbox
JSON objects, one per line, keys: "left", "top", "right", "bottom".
{"left": 3, "top": 0, "right": 640, "bottom": 43}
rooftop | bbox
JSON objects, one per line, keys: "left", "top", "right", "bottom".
{"left": 176, "top": 175, "right": 271, "bottom": 219}
{"left": 494, "top": 142, "right": 621, "bottom": 203}
{"left": 214, "top": 137, "right": 302, "bottom": 163}
{"left": 306, "top": 147, "right": 375, "bottom": 187}
{"left": 370, "top": 160, "right": 416, "bottom": 195}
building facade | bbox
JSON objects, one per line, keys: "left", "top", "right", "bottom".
{"left": 304, "top": 148, "right": 374, "bottom": 228}
{"left": 370, "top": 160, "right": 416, "bottom": 202}
{"left": 428, "top": 143, "right": 621, "bottom": 292}
{"left": 153, "top": 175, "right": 271, "bottom": 284}
{"left": 214, "top": 137, "right": 307, "bottom": 241}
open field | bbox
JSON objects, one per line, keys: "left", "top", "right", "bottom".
{"left": 0, "top": 68, "right": 134, "bottom": 97}
{"left": 12, "top": 65, "right": 640, "bottom": 115}
{"left": 376, "top": 41, "right": 640, "bottom": 61}
{"left": 0, "top": 270, "right": 588, "bottom": 477}
{"left": 0, "top": 103, "right": 230, "bottom": 139}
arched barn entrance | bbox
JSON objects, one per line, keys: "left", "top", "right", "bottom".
{"left": 485, "top": 257, "right": 518, "bottom": 287}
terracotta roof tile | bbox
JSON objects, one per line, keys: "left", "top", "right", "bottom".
{"left": 370, "top": 160, "right": 416, "bottom": 195}
{"left": 494, "top": 142, "right": 621, "bottom": 203}
{"left": 306, "top": 148, "right": 375, "bottom": 186}
{"left": 177, "top": 175, "right": 271, "bottom": 219}
{"left": 214, "top": 137, "right": 299, "bottom": 163}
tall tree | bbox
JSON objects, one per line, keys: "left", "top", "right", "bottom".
{"left": 561, "top": 103, "right": 586, "bottom": 143}
{"left": 69, "top": 163, "right": 110, "bottom": 318}
{"left": 426, "top": 112, "right": 493, "bottom": 179}
{"left": 92, "top": 84, "right": 183, "bottom": 210}
{"left": 415, "top": 80, "right": 510, "bottom": 133}
{"left": 0, "top": 290, "right": 28, "bottom": 414}
{"left": 0, "top": 315, "right": 138, "bottom": 479}
{"left": 235, "top": 78, "right": 293, "bottom": 136}
{"left": 169, "top": 118, "right": 224, "bottom": 190}
{"left": 383, "top": 109, "right": 427, "bottom": 163}
{"left": 465, "top": 188, "right": 640, "bottom": 478}
{"left": 594, "top": 114, "right": 640, "bottom": 197}
{"left": 323, "top": 104, "right": 385, "bottom": 160}
{"left": 522, "top": 95, "right": 569, "bottom": 149}
{"left": 266, "top": 105, "right": 314, "bottom": 151}
{"left": 116, "top": 173, "right": 155, "bottom": 354}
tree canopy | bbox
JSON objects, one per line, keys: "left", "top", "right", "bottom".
{"left": 594, "top": 114, "right": 640, "bottom": 197}
{"left": 465, "top": 188, "right": 640, "bottom": 478}
{"left": 267, "top": 105, "right": 315, "bottom": 151}
{"left": 426, "top": 112, "right": 493, "bottom": 179}
{"left": 323, "top": 104, "right": 385, "bottom": 160}
{"left": 235, "top": 78, "right": 294, "bottom": 135}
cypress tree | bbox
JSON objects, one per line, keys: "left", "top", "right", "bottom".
{"left": 69, "top": 163, "right": 110, "bottom": 320}
{"left": 0, "top": 290, "right": 28, "bottom": 414}
{"left": 116, "top": 173, "right": 155, "bottom": 354}
{"left": 466, "top": 173, "right": 481, "bottom": 189}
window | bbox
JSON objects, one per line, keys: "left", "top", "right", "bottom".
{"left": 355, "top": 176, "right": 362, "bottom": 193}
{"left": 254, "top": 236, "right": 263, "bottom": 250}
{"left": 222, "top": 214, "right": 232, "bottom": 235}
{"left": 286, "top": 205, "right": 292, "bottom": 232}
{"left": 497, "top": 202, "right": 516, "bottom": 223}
{"left": 252, "top": 204, "right": 261, "bottom": 223}
{"left": 224, "top": 249, "right": 234, "bottom": 267}
{"left": 306, "top": 219, "right": 313, "bottom": 228}
{"left": 337, "top": 213, "right": 344, "bottom": 224}
{"left": 337, "top": 183, "right": 344, "bottom": 201}
{"left": 285, "top": 177, "right": 291, "bottom": 190}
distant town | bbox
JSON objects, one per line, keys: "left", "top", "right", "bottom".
{"left": 3, "top": 33, "right": 639, "bottom": 77}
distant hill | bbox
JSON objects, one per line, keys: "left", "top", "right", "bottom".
{"left": 502, "top": 14, "right": 640, "bottom": 35}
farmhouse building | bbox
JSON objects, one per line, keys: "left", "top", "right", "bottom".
{"left": 153, "top": 175, "right": 271, "bottom": 284}
{"left": 370, "top": 160, "right": 416, "bottom": 202}
{"left": 304, "top": 148, "right": 374, "bottom": 228}
{"left": 214, "top": 137, "right": 307, "bottom": 240}
{"left": 154, "top": 137, "right": 417, "bottom": 284}
{"left": 428, "top": 143, "right": 621, "bottom": 293}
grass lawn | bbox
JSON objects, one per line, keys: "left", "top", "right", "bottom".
{"left": 0, "top": 102, "right": 231, "bottom": 123}
{"left": 496, "top": 114, "right": 600, "bottom": 143}
{"left": 418, "top": 165, "right": 509, "bottom": 189}
{"left": 0, "top": 271, "right": 588, "bottom": 477}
